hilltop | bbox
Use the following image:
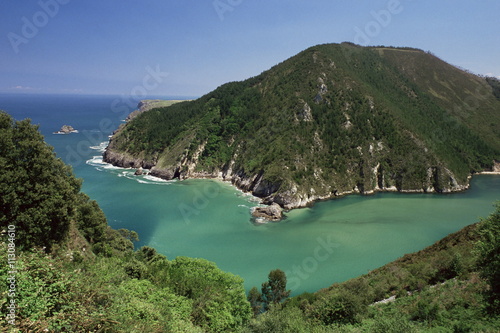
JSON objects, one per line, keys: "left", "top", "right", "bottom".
{"left": 104, "top": 43, "right": 500, "bottom": 210}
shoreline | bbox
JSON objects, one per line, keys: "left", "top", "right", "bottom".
{"left": 102, "top": 151, "right": 497, "bottom": 196}
{"left": 95, "top": 143, "right": 500, "bottom": 222}
{"left": 475, "top": 171, "right": 500, "bottom": 175}
{"left": 103, "top": 143, "right": 497, "bottom": 213}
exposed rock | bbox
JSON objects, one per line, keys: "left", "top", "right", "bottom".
{"left": 251, "top": 203, "right": 283, "bottom": 221}
{"left": 150, "top": 167, "right": 178, "bottom": 180}
{"left": 493, "top": 160, "right": 500, "bottom": 172}
{"left": 297, "top": 102, "right": 313, "bottom": 122}
{"left": 54, "top": 125, "right": 78, "bottom": 134}
{"left": 134, "top": 167, "right": 144, "bottom": 176}
{"left": 102, "top": 149, "right": 155, "bottom": 169}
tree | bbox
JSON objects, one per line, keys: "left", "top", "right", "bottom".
{"left": 247, "top": 286, "right": 262, "bottom": 316}
{"left": 261, "top": 269, "right": 291, "bottom": 310}
{"left": 0, "top": 112, "right": 81, "bottom": 250}
{"left": 75, "top": 193, "right": 107, "bottom": 244}
{"left": 118, "top": 228, "right": 139, "bottom": 242}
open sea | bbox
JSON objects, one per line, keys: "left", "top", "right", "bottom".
{"left": 1, "top": 93, "right": 499, "bottom": 295}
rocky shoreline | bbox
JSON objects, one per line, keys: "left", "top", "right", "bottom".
{"left": 101, "top": 144, "right": 492, "bottom": 221}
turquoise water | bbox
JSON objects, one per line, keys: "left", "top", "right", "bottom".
{"left": 1, "top": 93, "right": 499, "bottom": 295}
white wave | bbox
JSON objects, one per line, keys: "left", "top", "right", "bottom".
{"left": 254, "top": 217, "right": 268, "bottom": 224}
{"left": 131, "top": 174, "right": 174, "bottom": 185}
{"left": 86, "top": 156, "right": 124, "bottom": 171}
{"left": 143, "top": 175, "right": 171, "bottom": 183}
{"left": 86, "top": 156, "right": 105, "bottom": 166}
{"left": 89, "top": 141, "right": 109, "bottom": 152}
{"left": 85, "top": 156, "right": 173, "bottom": 185}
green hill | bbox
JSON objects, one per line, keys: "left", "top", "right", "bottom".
{"left": 104, "top": 43, "right": 500, "bottom": 210}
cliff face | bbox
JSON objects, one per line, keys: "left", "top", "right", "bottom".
{"left": 103, "top": 43, "right": 500, "bottom": 209}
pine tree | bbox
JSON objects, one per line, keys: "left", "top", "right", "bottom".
{"left": 261, "top": 269, "right": 291, "bottom": 310}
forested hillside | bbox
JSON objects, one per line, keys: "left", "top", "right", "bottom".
{"left": 104, "top": 43, "right": 500, "bottom": 210}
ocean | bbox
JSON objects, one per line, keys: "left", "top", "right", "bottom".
{"left": 1, "top": 93, "right": 499, "bottom": 295}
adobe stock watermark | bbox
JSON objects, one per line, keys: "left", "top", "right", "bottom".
{"left": 285, "top": 235, "right": 340, "bottom": 291}
{"left": 65, "top": 65, "right": 169, "bottom": 167}
{"left": 354, "top": 0, "right": 411, "bottom": 46}
{"left": 7, "top": 0, "right": 71, "bottom": 54}
{"left": 213, "top": 0, "right": 244, "bottom": 21}
{"left": 5, "top": 225, "right": 18, "bottom": 326}
{"left": 178, "top": 181, "right": 222, "bottom": 225}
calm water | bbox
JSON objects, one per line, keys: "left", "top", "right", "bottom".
{"left": 1, "top": 93, "right": 499, "bottom": 295}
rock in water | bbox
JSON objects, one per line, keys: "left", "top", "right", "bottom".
{"left": 134, "top": 167, "right": 144, "bottom": 176}
{"left": 54, "top": 125, "right": 78, "bottom": 134}
{"left": 251, "top": 203, "right": 283, "bottom": 221}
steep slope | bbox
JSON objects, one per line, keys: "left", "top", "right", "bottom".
{"left": 104, "top": 43, "right": 500, "bottom": 209}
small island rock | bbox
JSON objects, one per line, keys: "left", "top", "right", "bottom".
{"left": 54, "top": 125, "right": 78, "bottom": 134}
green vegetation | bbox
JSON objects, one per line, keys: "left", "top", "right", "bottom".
{"left": 247, "top": 269, "right": 291, "bottom": 314}
{"left": 0, "top": 112, "right": 81, "bottom": 251}
{"left": 476, "top": 203, "right": 500, "bottom": 314}
{"left": 107, "top": 43, "right": 500, "bottom": 208}
{"left": 486, "top": 77, "right": 500, "bottom": 100}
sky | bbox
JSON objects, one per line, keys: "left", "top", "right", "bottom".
{"left": 0, "top": 0, "right": 499, "bottom": 97}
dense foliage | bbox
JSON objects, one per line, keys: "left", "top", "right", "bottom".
{"left": 476, "top": 202, "right": 500, "bottom": 314}
{"left": 107, "top": 43, "right": 500, "bottom": 206}
{"left": 0, "top": 112, "right": 81, "bottom": 250}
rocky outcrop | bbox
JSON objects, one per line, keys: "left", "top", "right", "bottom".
{"left": 251, "top": 203, "right": 283, "bottom": 221}
{"left": 491, "top": 160, "right": 500, "bottom": 173}
{"left": 150, "top": 167, "right": 178, "bottom": 180}
{"left": 102, "top": 149, "right": 155, "bottom": 169}
{"left": 54, "top": 125, "right": 78, "bottom": 134}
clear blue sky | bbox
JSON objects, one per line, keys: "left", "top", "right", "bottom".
{"left": 1, "top": 0, "right": 499, "bottom": 97}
